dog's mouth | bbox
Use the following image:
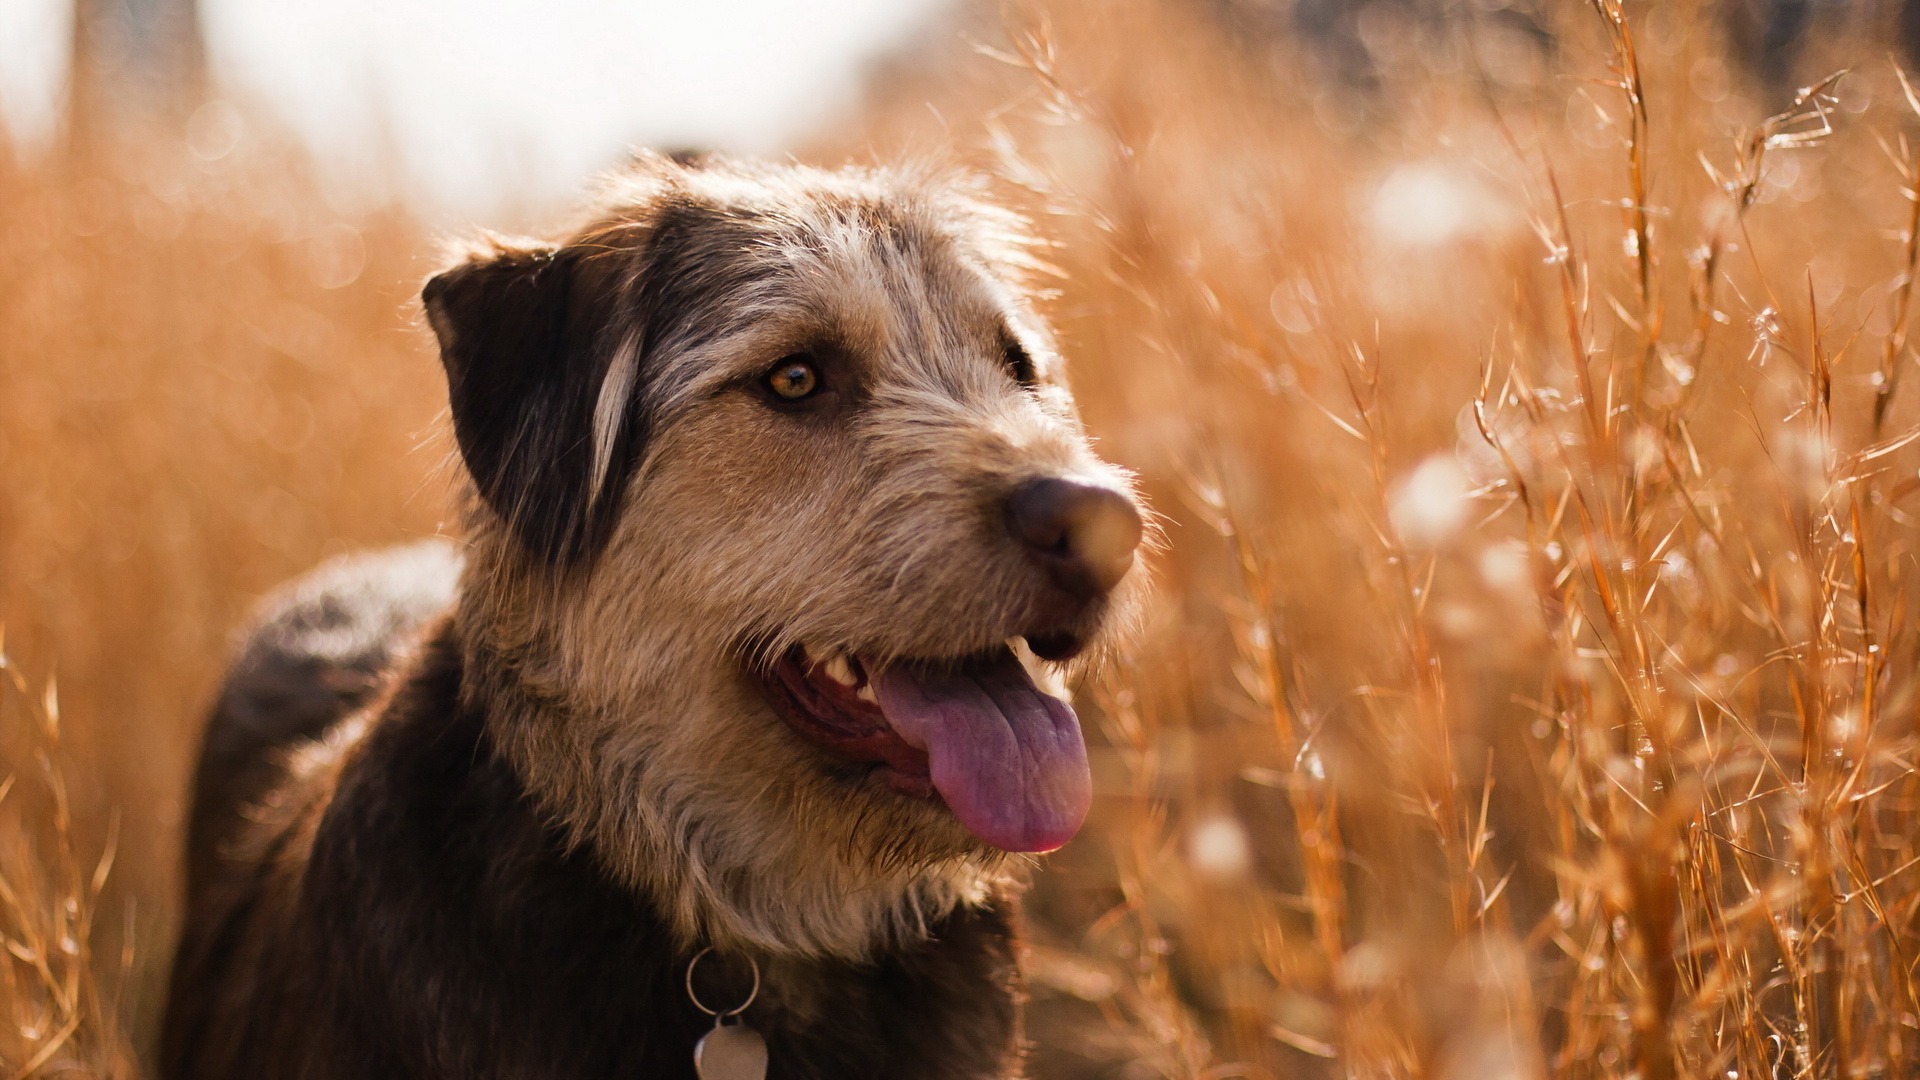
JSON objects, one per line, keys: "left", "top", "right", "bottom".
{"left": 753, "top": 641, "right": 1091, "bottom": 854}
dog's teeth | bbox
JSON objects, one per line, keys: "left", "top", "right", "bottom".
{"left": 854, "top": 683, "right": 879, "bottom": 705}
{"left": 823, "top": 655, "right": 856, "bottom": 686}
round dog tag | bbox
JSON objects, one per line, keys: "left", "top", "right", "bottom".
{"left": 687, "top": 948, "right": 767, "bottom": 1080}
{"left": 695, "top": 1020, "right": 767, "bottom": 1080}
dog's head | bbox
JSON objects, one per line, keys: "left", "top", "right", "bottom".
{"left": 425, "top": 155, "right": 1147, "bottom": 956}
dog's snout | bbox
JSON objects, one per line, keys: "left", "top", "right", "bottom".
{"left": 1005, "top": 477, "right": 1143, "bottom": 598}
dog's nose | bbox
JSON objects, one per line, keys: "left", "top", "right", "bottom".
{"left": 1005, "top": 477, "right": 1143, "bottom": 598}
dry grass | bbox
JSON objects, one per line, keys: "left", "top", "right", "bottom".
{"left": 0, "top": 647, "right": 134, "bottom": 1079}
{"left": 10, "top": 1, "right": 1920, "bottom": 1076}
{"left": 0, "top": 110, "right": 451, "bottom": 1067}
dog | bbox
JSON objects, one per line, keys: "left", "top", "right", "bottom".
{"left": 161, "top": 153, "right": 1147, "bottom": 1079}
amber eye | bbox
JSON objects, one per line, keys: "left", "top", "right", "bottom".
{"left": 765, "top": 356, "right": 820, "bottom": 399}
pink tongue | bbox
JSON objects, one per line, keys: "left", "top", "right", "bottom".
{"left": 870, "top": 650, "right": 1090, "bottom": 853}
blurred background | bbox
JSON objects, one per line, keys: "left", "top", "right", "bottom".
{"left": 14, "top": 0, "right": 1920, "bottom": 1077}
{"left": 0, "top": 0, "right": 948, "bottom": 209}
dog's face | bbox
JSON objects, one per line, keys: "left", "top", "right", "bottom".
{"left": 425, "top": 156, "right": 1146, "bottom": 957}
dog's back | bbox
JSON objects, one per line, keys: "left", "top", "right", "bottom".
{"left": 180, "top": 541, "right": 461, "bottom": 905}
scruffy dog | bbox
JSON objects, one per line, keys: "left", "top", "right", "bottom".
{"left": 161, "top": 154, "right": 1145, "bottom": 1079}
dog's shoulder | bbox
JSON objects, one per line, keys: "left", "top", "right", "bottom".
{"left": 183, "top": 541, "right": 463, "bottom": 894}
{"left": 214, "top": 540, "right": 464, "bottom": 749}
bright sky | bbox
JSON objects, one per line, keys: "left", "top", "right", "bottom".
{"left": 0, "top": 0, "right": 948, "bottom": 210}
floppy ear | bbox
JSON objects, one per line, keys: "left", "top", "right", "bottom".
{"left": 423, "top": 241, "right": 645, "bottom": 566}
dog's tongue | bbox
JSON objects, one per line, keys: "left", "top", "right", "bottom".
{"left": 870, "top": 650, "right": 1090, "bottom": 853}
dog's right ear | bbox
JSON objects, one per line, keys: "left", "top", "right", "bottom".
{"left": 423, "top": 240, "right": 642, "bottom": 567}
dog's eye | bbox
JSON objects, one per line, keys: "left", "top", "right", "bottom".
{"left": 1004, "top": 337, "right": 1037, "bottom": 386}
{"left": 765, "top": 356, "right": 821, "bottom": 400}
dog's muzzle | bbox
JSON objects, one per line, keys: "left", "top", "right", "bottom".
{"left": 749, "top": 474, "right": 1145, "bottom": 855}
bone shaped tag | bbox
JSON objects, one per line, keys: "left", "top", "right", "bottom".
{"left": 695, "top": 1019, "right": 767, "bottom": 1080}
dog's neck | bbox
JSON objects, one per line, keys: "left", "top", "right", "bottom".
{"left": 444, "top": 601, "right": 1009, "bottom": 962}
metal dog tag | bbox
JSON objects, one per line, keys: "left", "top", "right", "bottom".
{"left": 694, "top": 1019, "right": 767, "bottom": 1080}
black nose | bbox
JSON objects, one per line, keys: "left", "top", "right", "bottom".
{"left": 1005, "top": 477, "right": 1144, "bottom": 599}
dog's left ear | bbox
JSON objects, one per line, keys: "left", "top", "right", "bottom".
{"left": 423, "top": 240, "right": 644, "bottom": 567}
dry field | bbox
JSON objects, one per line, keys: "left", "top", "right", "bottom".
{"left": 7, "top": 1, "right": 1920, "bottom": 1076}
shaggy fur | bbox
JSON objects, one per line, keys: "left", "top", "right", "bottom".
{"left": 163, "top": 154, "right": 1145, "bottom": 1078}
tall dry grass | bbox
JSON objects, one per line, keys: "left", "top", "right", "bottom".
{"left": 10, "top": 1, "right": 1920, "bottom": 1076}
{"left": 0, "top": 110, "right": 452, "bottom": 1066}
{"left": 0, "top": 646, "right": 135, "bottom": 1078}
